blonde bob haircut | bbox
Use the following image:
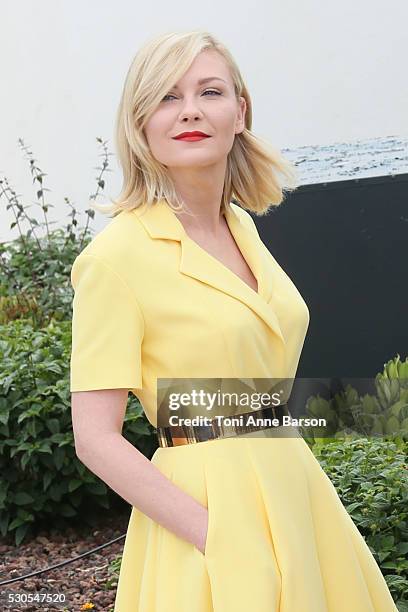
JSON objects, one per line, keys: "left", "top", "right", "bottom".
{"left": 91, "top": 29, "right": 299, "bottom": 219}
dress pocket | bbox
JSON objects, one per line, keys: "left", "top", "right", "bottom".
{"left": 195, "top": 503, "right": 213, "bottom": 561}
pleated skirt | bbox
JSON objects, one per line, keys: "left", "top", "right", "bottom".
{"left": 113, "top": 427, "right": 398, "bottom": 611}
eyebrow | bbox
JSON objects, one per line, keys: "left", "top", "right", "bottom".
{"left": 172, "top": 77, "right": 227, "bottom": 90}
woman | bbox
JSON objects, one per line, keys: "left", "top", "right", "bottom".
{"left": 70, "top": 30, "right": 398, "bottom": 611}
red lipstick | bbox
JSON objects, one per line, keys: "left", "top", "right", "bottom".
{"left": 173, "top": 130, "right": 211, "bottom": 141}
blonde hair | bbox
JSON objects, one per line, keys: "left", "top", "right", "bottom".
{"left": 91, "top": 29, "right": 299, "bottom": 218}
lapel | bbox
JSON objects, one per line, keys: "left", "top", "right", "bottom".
{"left": 132, "top": 199, "right": 285, "bottom": 348}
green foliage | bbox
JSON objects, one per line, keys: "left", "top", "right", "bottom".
{"left": 299, "top": 355, "right": 408, "bottom": 444}
{"left": 313, "top": 436, "right": 408, "bottom": 607}
{"left": 0, "top": 318, "right": 157, "bottom": 546}
{"left": 0, "top": 137, "right": 109, "bottom": 327}
{"left": 297, "top": 356, "right": 408, "bottom": 608}
{"left": 105, "top": 554, "right": 122, "bottom": 591}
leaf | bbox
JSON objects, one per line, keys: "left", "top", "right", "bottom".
{"left": 85, "top": 481, "right": 107, "bottom": 495}
{"left": 0, "top": 513, "right": 10, "bottom": 536}
{"left": 8, "top": 516, "right": 25, "bottom": 530}
{"left": 59, "top": 503, "right": 76, "bottom": 517}
{"left": 68, "top": 479, "right": 82, "bottom": 493}
{"left": 14, "top": 492, "right": 34, "bottom": 505}
{"left": 46, "top": 419, "right": 60, "bottom": 434}
{"left": 53, "top": 447, "right": 65, "bottom": 470}
{"left": 15, "top": 523, "right": 30, "bottom": 546}
{"left": 42, "top": 472, "right": 53, "bottom": 491}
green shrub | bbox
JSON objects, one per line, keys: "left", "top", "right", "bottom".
{"left": 300, "top": 355, "right": 408, "bottom": 443}
{"left": 0, "top": 137, "right": 108, "bottom": 327}
{"left": 314, "top": 436, "right": 408, "bottom": 607}
{"left": 0, "top": 319, "right": 157, "bottom": 545}
{"left": 297, "top": 356, "right": 408, "bottom": 607}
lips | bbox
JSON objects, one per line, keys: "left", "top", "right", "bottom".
{"left": 173, "top": 131, "right": 211, "bottom": 140}
{"left": 176, "top": 135, "right": 210, "bottom": 141}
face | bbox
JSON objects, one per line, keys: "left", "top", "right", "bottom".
{"left": 143, "top": 49, "right": 246, "bottom": 172}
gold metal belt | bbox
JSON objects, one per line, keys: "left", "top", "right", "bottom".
{"left": 156, "top": 403, "right": 291, "bottom": 448}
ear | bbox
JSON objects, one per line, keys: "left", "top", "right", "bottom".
{"left": 235, "top": 96, "right": 247, "bottom": 135}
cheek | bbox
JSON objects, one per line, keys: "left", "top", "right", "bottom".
{"left": 214, "top": 113, "right": 238, "bottom": 145}
{"left": 213, "top": 107, "right": 239, "bottom": 135}
{"left": 144, "top": 112, "right": 168, "bottom": 142}
{"left": 144, "top": 121, "right": 159, "bottom": 145}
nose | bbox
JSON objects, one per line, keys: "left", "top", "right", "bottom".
{"left": 178, "top": 97, "right": 204, "bottom": 122}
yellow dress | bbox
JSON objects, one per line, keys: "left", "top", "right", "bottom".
{"left": 70, "top": 199, "right": 398, "bottom": 611}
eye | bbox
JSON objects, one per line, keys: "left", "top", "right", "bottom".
{"left": 161, "top": 89, "right": 222, "bottom": 102}
{"left": 202, "top": 89, "right": 222, "bottom": 97}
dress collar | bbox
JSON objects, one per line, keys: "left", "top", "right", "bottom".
{"left": 131, "top": 199, "right": 285, "bottom": 350}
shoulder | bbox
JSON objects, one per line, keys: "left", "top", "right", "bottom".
{"left": 72, "top": 209, "right": 146, "bottom": 265}
{"left": 70, "top": 209, "right": 146, "bottom": 286}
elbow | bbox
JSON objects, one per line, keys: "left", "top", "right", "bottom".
{"left": 73, "top": 433, "right": 91, "bottom": 464}
{"left": 73, "top": 430, "right": 113, "bottom": 467}
{"left": 74, "top": 445, "right": 85, "bottom": 465}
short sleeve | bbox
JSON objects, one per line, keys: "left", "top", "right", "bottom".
{"left": 70, "top": 253, "right": 144, "bottom": 392}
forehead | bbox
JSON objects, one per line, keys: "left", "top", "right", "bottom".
{"left": 172, "top": 50, "right": 232, "bottom": 89}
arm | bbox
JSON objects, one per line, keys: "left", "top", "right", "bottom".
{"left": 71, "top": 388, "right": 208, "bottom": 553}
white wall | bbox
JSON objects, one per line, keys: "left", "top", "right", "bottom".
{"left": 1, "top": 0, "right": 407, "bottom": 240}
